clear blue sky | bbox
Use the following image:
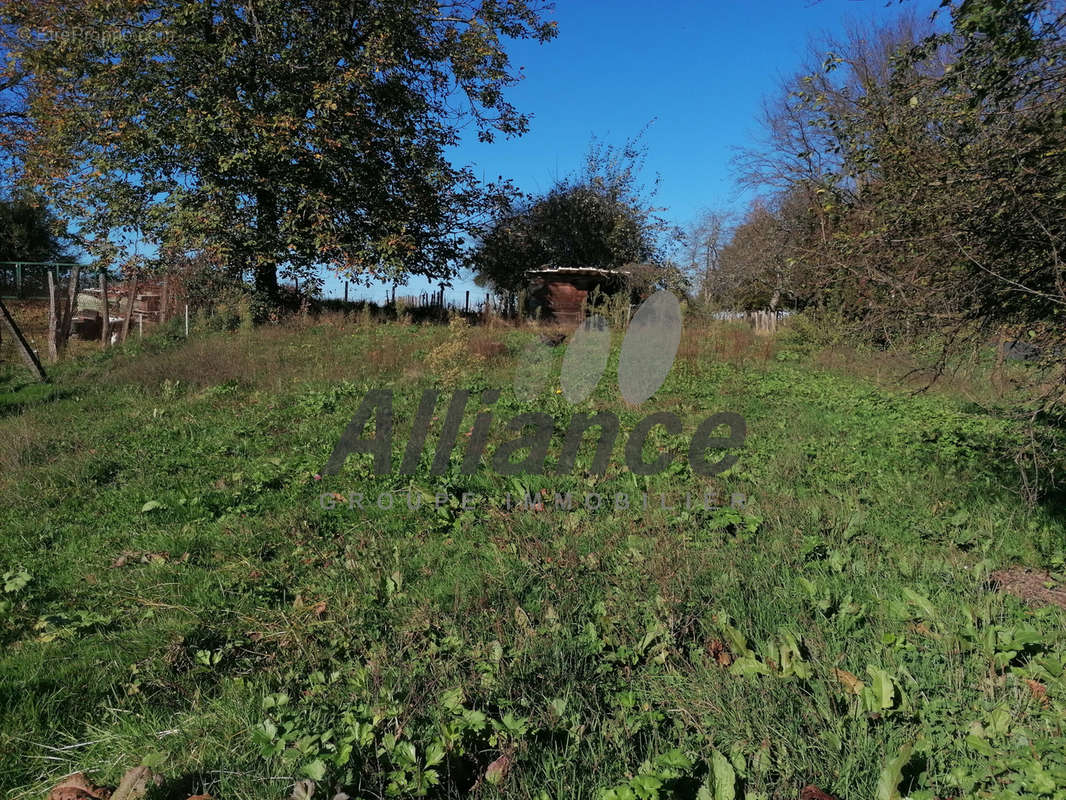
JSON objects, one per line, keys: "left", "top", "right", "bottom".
{"left": 335, "top": 0, "right": 942, "bottom": 300}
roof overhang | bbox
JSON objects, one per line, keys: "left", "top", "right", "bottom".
{"left": 526, "top": 266, "right": 632, "bottom": 278}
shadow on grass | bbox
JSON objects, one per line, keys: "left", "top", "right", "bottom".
{"left": 0, "top": 380, "right": 72, "bottom": 417}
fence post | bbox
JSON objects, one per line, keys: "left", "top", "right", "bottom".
{"left": 0, "top": 297, "right": 47, "bottom": 381}
{"left": 15, "top": 262, "right": 22, "bottom": 299}
{"left": 100, "top": 271, "right": 111, "bottom": 349}
{"left": 59, "top": 263, "right": 80, "bottom": 345}
{"left": 47, "top": 271, "right": 59, "bottom": 361}
{"left": 121, "top": 274, "right": 139, "bottom": 342}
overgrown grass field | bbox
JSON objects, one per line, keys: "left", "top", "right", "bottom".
{"left": 1, "top": 316, "right": 1064, "bottom": 800}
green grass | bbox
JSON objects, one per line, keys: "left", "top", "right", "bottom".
{"left": 1, "top": 318, "right": 1064, "bottom": 800}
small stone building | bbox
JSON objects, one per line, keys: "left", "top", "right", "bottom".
{"left": 525, "top": 267, "right": 630, "bottom": 325}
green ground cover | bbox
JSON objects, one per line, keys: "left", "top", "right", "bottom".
{"left": 1, "top": 318, "right": 1064, "bottom": 800}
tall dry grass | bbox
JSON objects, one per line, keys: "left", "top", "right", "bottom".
{"left": 676, "top": 319, "right": 774, "bottom": 367}
{"left": 107, "top": 312, "right": 423, "bottom": 392}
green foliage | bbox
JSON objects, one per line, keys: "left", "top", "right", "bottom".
{"left": 0, "top": 567, "right": 31, "bottom": 618}
{"left": 1, "top": 0, "right": 557, "bottom": 299}
{"left": 473, "top": 132, "right": 679, "bottom": 293}
{"left": 732, "top": 0, "right": 1066, "bottom": 414}
{"left": 0, "top": 320, "right": 1064, "bottom": 798}
{"left": 0, "top": 193, "right": 71, "bottom": 263}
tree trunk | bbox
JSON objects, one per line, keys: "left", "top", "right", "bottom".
{"left": 0, "top": 296, "right": 47, "bottom": 381}
{"left": 100, "top": 271, "right": 111, "bottom": 348}
{"left": 121, "top": 274, "right": 139, "bottom": 342}
{"left": 254, "top": 187, "right": 280, "bottom": 304}
{"left": 254, "top": 259, "right": 279, "bottom": 299}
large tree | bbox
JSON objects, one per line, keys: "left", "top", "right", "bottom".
{"left": 736, "top": 2, "right": 1066, "bottom": 333}
{"left": 0, "top": 0, "right": 555, "bottom": 312}
{"left": 473, "top": 134, "right": 678, "bottom": 293}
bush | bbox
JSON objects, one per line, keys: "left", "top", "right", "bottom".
{"left": 776, "top": 311, "right": 848, "bottom": 353}
{"left": 425, "top": 314, "right": 486, "bottom": 387}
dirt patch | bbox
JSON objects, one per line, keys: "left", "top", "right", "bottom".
{"left": 991, "top": 567, "right": 1066, "bottom": 610}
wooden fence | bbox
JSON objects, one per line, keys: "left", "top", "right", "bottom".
{"left": 711, "top": 309, "right": 791, "bottom": 335}
{"left": 0, "top": 265, "right": 189, "bottom": 377}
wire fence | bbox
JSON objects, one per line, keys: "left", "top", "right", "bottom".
{"left": 0, "top": 262, "right": 78, "bottom": 371}
{"left": 0, "top": 262, "right": 187, "bottom": 372}
{"left": 0, "top": 261, "right": 88, "bottom": 300}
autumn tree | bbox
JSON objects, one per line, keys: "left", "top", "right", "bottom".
{"left": 0, "top": 0, "right": 556, "bottom": 315}
{"left": 730, "top": 0, "right": 1066, "bottom": 494}
{"left": 737, "top": 2, "right": 1066, "bottom": 337}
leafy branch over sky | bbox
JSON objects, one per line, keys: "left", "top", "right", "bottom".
{"left": 0, "top": 0, "right": 556, "bottom": 310}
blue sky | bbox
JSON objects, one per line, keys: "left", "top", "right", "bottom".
{"left": 337, "top": 0, "right": 941, "bottom": 302}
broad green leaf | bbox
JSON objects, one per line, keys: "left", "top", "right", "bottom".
{"left": 875, "top": 742, "right": 913, "bottom": 800}
{"left": 730, "top": 656, "right": 771, "bottom": 677}
{"left": 711, "top": 748, "right": 736, "bottom": 800}
{"left": 303, "top": 759, "right": 327, "bottom": 781}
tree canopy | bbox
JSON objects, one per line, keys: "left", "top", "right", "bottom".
{"left": 0, "top": 192, "right": 69, "bottom": 263}
{"left": 472, "top": 135, "right": 679, "bottom": 294}
{"left": 0, "top": 0, "right": 556, "bottom": 311}
{"left": 705, "top": 0, "right": 1065, "bottom": 337}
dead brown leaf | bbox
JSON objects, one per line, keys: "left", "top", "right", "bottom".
{"left": 1026, "top": 678, "right": 1050, "bottom": 706}
{"left": 111, "top": 767, "right": 163, "bottom": 800}
{"left": 800, "top": 786, "right": 839, "bottom": 800}
{"left": 910, "top": 622, "right": 938, "bottom": 639}
{"left": 833, "top": 668, "right": 865, "bottom": 695}
{"left": 705, "top": 638, "right": 732, "bottom": 667}
{"left": 48, "top": 773, "right": 112, "bottom": 800}
{"left": 485, "top": 754, "right": 512, "bottom": 785}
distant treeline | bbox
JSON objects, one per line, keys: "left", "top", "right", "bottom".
{"left": 697, "top": 0, "right": 1064, "bottom": 357}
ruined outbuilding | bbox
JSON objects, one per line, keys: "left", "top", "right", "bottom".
{"left": 525, "top": 267, "right": 630, "bottom": 325}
